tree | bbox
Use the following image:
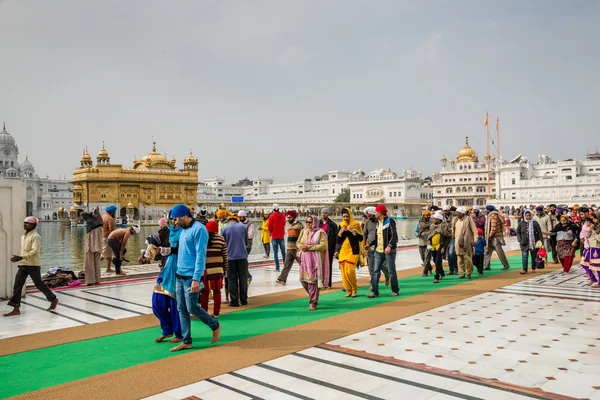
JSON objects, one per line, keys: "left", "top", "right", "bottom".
{"left": 334, "top": 188, "right": 350, "bottom": 203}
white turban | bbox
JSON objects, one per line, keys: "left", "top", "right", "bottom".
{"left": 433, "top": 211, "right": 444, "bottom": 220}
{"left": 238, "top": 210, "right": 248, "bottom": 217}
{"left": 273, "top": 203, "right": 280, "bottom": 210}
{"left": 442, "top": 205, "right": 451, "bottom": 211}
{"left": 132, "top": 225, "right": 141, "bottom": 234}
{"left": 363, "top": 206, "right": 376, "bottom": 215}
{"left": 456, "top": 207, "right": 467, "bottom": 215}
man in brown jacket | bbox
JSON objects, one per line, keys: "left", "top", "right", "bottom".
{"left": 483, "top": 205, "right": 510, "bottom": 270}
{"left": 453, "top": 207, "right": 478, "bottom": 279}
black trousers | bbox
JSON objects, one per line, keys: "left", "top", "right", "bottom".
{"left": 432, "top": 250, "right": 445, "bottom": 280}
{"left": 228, "top": 259, "right": 249, "bottom": 306}
{"left": 8, "top": 266, "right": 56, "bottom": 308}
{"left": 107, "top": 239, "right": 125, "bottom": 273}
{"left": 473, "top": 254, "right": 484, "bottom": 274}
{"left": 549, "top": 235, "right": 558, "bottom": 262}
{"left": 326, "top": 246, "right": 335, "bottom": 288}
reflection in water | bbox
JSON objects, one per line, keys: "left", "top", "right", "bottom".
{"left": 37, "top": 219, "right": 417, "bottom": 273}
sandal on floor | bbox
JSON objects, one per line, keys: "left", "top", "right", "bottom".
{"left": 520, "top": 271, "right": 527, "bottom": 275}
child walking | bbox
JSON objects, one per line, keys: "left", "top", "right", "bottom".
{"left": 473, "top": 229, "right": 486, "bottom": 276}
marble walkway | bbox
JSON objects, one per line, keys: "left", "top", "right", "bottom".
{"left": 149, "top": 269, "right": 600, "bottom": 400}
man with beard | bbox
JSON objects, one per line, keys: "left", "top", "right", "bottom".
{"left": 453, "top": 207, "right": 478, "bottom": 279}
{"left": 169, "top": 204, "right": 221, "bottom": 351}
{"left": 416, "top": 210, "right": 433, "bottom": 276}
{"left": 276, "top": 210, "right": 303, "bottom": 285}
{"left": 363, "top": 206, "right": 389, "bottom": 287}
{"left": 319, "top": 207, "right": 338, "bottom": 289}
{"left": 483, "top": 205, "right": 511, "bottom": 271}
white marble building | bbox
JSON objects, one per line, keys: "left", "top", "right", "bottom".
{"left": 492, "top": 152, "right": 600, "bottom": 206}
{"left": 348, "top": 168, "right": 432, "bottom": 216}
{"left": 0, "top": 124, "right": 72, "bottom": 219}
{"left": 431, "top": 137, "right": 497, "bottom": 208}
{"left": 198, "top": 171, "right": 352, "bottom": 204}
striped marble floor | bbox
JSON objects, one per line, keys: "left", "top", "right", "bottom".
{"left": 150, "top": 268, "right": 600, "bottom": 400}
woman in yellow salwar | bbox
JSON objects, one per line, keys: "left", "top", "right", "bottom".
{"left": 334, "top": 208, "right": 363, "bottom": 297}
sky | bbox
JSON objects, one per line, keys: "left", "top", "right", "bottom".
{"left": 1, "top": 0, "right": 598, "bottom": 182}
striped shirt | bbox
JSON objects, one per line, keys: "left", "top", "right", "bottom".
{"left": 205, "top": 234, "right": 228, "bottom": 280}
{"left": 286, "top": 222, "right": 304, "bottom": 251}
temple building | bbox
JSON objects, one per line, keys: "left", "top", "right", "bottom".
{"left": 431, "top": 136, "right": 497, "bottom": 208}
{"left": 72, "top": 142, "right": 199, "bottom": 220}
{"left": 0, "top": 123, "right": 72, "bottom": 219}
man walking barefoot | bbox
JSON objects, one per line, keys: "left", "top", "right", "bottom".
{"left": 168, "top": 204, "right": 221, "bottom": 351}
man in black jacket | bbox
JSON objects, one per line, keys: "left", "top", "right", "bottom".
{"left": 319, "top": 207, "right": 338, "bottom": 288}
{"left": 367, "top": 204, "right": 399, "bottom": 298}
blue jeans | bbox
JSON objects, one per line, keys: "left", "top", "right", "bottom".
{"left": 272, "top": 239, "right": 286, "bottom": 271}
{"left": 371, "top": 251, "right": 399, "bottom": 295}
{"left": 176, "top": 277, "right": 220, "bottom": 345}
{"left": 521, "top": 248, "right": 538, "bottom": 272}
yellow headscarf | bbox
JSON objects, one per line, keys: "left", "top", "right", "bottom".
{"left": 340, "top": 208, "right": 363, "bottom": 235}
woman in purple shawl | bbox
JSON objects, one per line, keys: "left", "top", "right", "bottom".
{"left": 297, "top": 215, "right": 330, "bottom": 311}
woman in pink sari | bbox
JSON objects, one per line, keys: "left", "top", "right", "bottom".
{"left": 297, "top": 215, "right": 330, "bottom": 311}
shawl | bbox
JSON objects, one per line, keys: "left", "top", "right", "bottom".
{"left": 524, "top": 210, "right": 535, "bottom": 250}
{"left": 581, "top": 224, "right": 591, "bottom": 249}
{"left": 299, "top": 215, "right": 330, "bottom": 288}
{"left": 154, "top": 215, "right": 182, "bottom": 299}
{"left": 338, "top": 208, "right": 364, "bottom": 260}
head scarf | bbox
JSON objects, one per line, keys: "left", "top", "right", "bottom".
{"left": 168, "top": 212, "right": 183, "bottom": 247}
{"left": 300, "top": 214, "right": 330, "bottom": 289}
{"left": 309, "top": 215, "right": 320, "bottom": 233}
{"left": 158, "top": 218, "right": 168, "bottom": 228}
{"left": 339, "top": 208, "right": 363, "bottom": 234}
{"left": 523, "top": 209, "right": 535, "bottom": 250}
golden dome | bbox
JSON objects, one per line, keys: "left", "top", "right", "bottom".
{"left": 440, "top": 155, "right": 447, "bottom": 162}
{"left": 98, "top": 142, "right": 109, "bottom": 158}
{"left": 126, "top": 201, "right": 134, "bottom": 209}
{"left": 81, "top": 148, "right": 92, "bottom": 162}
{"left": 456, "top": 136, "right": 479, "bottom": 163}
{"left": 58, "top": 205, "right": 64, "bottom": 212}
{"left": 133, "top": 142, "right": 175, "bottom": 170}
{"left": 184, "top": 152, "right": 197, "bottom": 164}
{"left": 432, "top": 172, "right": 437, "bottom": 177}
{"left": 69, "top": 204, "right": 78, "bottom": 212}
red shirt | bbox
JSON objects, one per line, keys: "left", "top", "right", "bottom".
{"left": 268, "top": 211, "right": 286, "bottom": 239}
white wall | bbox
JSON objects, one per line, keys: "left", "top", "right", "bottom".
{"left": 0, "top": 179, "right": 26, "bottom": 299}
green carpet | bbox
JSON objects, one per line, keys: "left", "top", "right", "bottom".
{"left": 0, "top": 256, "right": 520, "bottom": 398}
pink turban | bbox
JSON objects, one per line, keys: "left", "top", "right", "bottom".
{"left": 158, "top": 218, "right": 168, "bottom": 228}
{"left": 24, "top": 216, "right": 39, "bottom": 225}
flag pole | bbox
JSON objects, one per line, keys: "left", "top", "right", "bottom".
{"left": 485, "top": 112, "right": 490, "bottom": 201}
{"left": 496, "top": 117, "right": 500, "bottom": 161}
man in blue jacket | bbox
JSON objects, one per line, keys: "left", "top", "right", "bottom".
{"left": 169, "top": 204, "right": 221, "bottom": 352}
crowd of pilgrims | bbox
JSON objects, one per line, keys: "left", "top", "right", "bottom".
{"left": 83, "top": 201, "right": 598, "bottom": 350}
{"left": 416, "top": 203, "right": 600, "bottom": 283}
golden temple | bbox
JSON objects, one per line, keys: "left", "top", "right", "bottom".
{"left": 72, "top": 142, "right": 198, "bottom": 218}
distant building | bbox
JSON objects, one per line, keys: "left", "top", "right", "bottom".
{"left": 492, "top": 152, "right": 600, "bottom": 206}
{"left": 431, "top": 137, "right": 497, "bottom": 208}
{"left": 0, "top": 123, "right": 72, "bottom": 219}
{"left": 72, "top": 142, "right": 199, "bottom": 220}
{"left": 198, "top": 171, "right": 352, "bottom": 204}
{"left": 348, "top": 168, "right": 432, "bottom": 217}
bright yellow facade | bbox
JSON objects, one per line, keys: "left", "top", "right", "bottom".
{"left": 72, "top": 142, "right": 198, "bottom": 217}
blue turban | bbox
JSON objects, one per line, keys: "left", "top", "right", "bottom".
{"left": 171, "top": 204, "right": 191, "bottom": 218}
{"left": 535, "top": 206, "right": 544, "bottom": 212}
{"left": 486, "top": 205, "right": 495, "bottom": 212}
{"left": 105, "top": 206, "right": 117, "bottom": 214}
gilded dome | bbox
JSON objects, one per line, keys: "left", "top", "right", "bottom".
{"left": 440, "top": 155, "right": 447, "bottom": 162}
{"left": 98, "top": 142, "right": 109, "bottom": 158}
{"left": 81, "top": 148, "right": 92, "bottom": 162}
{"left": 456, "top": 136, "right": 478, "bottom": 163}
{"left": 133, "top": 142, "right": 175, "bottom": 170}
{"left": 184, "top": 152, "right": 197, "bottom": 164}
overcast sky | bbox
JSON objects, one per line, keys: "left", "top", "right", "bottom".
{"left": 1, "top": 0, "right": 598, "bottom": 182}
